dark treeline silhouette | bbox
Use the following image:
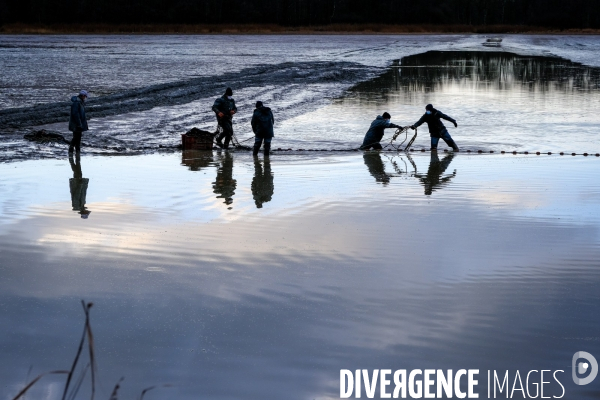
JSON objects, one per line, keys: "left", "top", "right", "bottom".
{"left": 1, "top": 0, "right": 599, "bottom": 29}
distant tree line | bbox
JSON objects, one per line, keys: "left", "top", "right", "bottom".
{"left": 1, "top": 0, "right": 599, "bottom": 29}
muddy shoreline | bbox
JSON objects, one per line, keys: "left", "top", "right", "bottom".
{"left": 3, "top": 36, "right": 600, "bottom": 164}
{"left": 0, "top": 60, "right": 377, "bottom": 163}
{"left": 0, "top": 61, "right": 372, "bottom": 129}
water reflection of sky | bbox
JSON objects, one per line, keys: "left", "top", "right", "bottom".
{"left": 1, "top": 152, "right": 600, "bottom": 399}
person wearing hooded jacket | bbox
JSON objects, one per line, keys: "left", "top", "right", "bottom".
{"left": 212, "top": 87, "right": 237, "bottom": 149}
{"left": 411, "top": 104, "right": 459, "bottom": 151}
{"left": 251, "top": 101, "right": 274, "bottom": 156}
{"left": 68, "top": 90, "right": 89, "bottom": 153}
{"left": 360, "top": 112, "right": 404, "bottom": 150}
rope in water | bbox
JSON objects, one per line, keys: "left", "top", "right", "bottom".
{"left": 262, "top": 149, "right": 600, "bottom": 156}
{"left": 226, "top": 127, "right": 600, "bottom": 156}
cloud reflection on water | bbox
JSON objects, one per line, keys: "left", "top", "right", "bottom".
{"left": 1, "top": 152, "right": 600, "bottom": 399}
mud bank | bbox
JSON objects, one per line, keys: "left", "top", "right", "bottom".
{"left": 3, "top": 35, "right": 600, "bottom": 163}
{"left": 0, "top": 61, "right": 372, "bottom": 128}
{"left": 0, "top": 61, "right": 376, "bottom": 162}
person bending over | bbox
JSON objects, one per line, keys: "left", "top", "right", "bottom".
{"left": 212, "top": 87, "right": 237, "bottom": 149}
{"left": 361, "top": 112, "right": 404, "bottom": 150}
{"left": 411, "top": 104, "right": 459, "bottom": 151}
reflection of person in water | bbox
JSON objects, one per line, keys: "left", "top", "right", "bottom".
{"left": 415, "top": 152, "right": 456, "bottom": 195}
{"left": 69, "top": 154, "right": 91, "bottom": 218}
{"left": 212, "top": 152, "right": 237, "bottom": 207}
{"left": 363, "top": 152, "right": 391, "bottom": 185}
{"left": 251, "top": 156, "right": 274, "bottom": 208}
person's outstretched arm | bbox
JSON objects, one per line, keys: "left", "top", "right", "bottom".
{"left": 386, "top": 121, "right": 403, "bottom": 129}
{"left": 439, "top": 112, "right": 458, "bottom": 127}
{"left": 411, "top": 115, "right": 426, "bottom": 129}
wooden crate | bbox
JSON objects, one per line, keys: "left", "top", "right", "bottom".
{"left": 182, "top": 133, "right": 213, "bottom": 150}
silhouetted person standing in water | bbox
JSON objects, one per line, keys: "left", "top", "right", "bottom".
{"left": 411, "top": 104, "right": 459, "bottom": 152}
{"left": 69, "top": 90, "right": 89, "bottom": 153}
{"left": 251, "top": 101, "right": 274, "bottom": 156}
{"left": 69, "top": 154, "right": 91, "bottom": 218}
{"left": 212, "top": 87, "right": 237, "bottom": 149}
{"left": 213, "top": 152, "right": 237, "bottom": 208}
{"left": 251, "top": 156, "right": 274, "bottom": 208}
{"left": 415, "top": 152, "right": 456, "bottom": 195}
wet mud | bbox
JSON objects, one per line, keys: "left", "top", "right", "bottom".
{"left": 2, "top": 48, "right": 600, "bottom": 163}
{"left": 0, "top": 61, "right": 369, "bottom": 129}
{"left": 0, "top": 61, "right": 374, "bottom": 162}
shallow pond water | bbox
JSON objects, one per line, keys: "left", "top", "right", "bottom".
{"left": 281, "top": 50, "right": 600, "bottom": 153}
{"left": 1, "top": 35, "right": 600, "bottom": 399}
{"left": 1, "top": 151, "right": 599, "bottom": 399}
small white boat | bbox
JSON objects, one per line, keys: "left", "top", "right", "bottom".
{"left": 482, "top": 37, "right": 503, "bottom": 47}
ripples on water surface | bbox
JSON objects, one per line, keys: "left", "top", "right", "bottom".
{"left": 1, "top": 152, "right": 599, "bottom": 399}
{"left": 1, "top": 35, "right": 600, "bottom": 399}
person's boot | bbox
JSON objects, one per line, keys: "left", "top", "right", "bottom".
{"left": 264, "top": 143, "right": 271, "bottom": 156}
{"left": 446, "top": 139, "right": 459, "bottom": 152}
{"left": 223, "top": 136, "right": 231, "bottom": 150}
{"left": 253, "top": 145, "right": 260, "bottom": 156}
{"left": 215, "top": 131, "right": 225, "bottom": 148}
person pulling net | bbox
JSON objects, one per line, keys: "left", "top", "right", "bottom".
{"left": 360, "top": 112, "right": 407, "bottom": 151}
{"left": 410, "top": 104, "right": 459, "bottom": 152}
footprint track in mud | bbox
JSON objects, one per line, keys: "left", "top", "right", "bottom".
{"left": 0, "top": 61, "right": 374, "bottom": 129}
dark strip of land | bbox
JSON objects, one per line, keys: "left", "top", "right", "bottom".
{"left": 2, "top": 23, "right": 600, "bottom": 35}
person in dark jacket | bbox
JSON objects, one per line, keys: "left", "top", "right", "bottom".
{"left": 251, "top": 101, "right": 274, "bottom": 156}
{"left": 68, "top": 90, "right": 89, "bottom": 153}
{"left": 212, "top": 87, "right": 238, "bottom": 149}
{"left": 360, "top": 112, "right": 404, "bottom": 150}
{"left": 411, "top": 104, "right": 459, "bottom": 151}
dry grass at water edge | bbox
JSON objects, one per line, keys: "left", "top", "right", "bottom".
{"left": 10, "top": 301, "right": 171, "bottom": 400}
